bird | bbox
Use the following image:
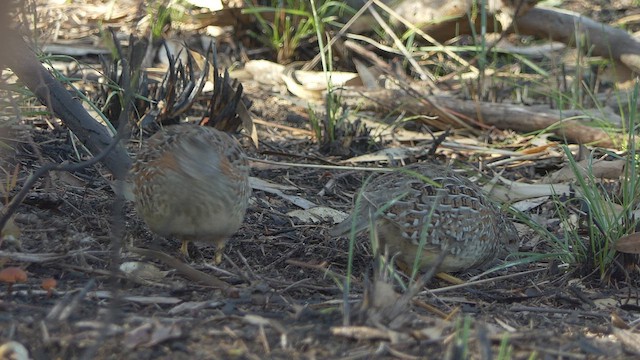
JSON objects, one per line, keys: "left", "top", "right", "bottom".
{"left": 131, "top": 124, "right": 251, "bottom": 264}
{"left": 330, "top": 163, "right": 519, "bottom": 274}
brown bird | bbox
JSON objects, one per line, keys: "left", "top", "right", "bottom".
{"left": 131, "top": 124, "right": 251, "bottom": 264}
{"left": 330, "top": 163, "right": 519, "bottom": 273}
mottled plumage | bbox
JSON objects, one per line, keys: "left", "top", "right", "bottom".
{"left": 331, "top": 163, "right": 518, "bottom": 273}
{"left": 131, "top": 124, "right": 251, "bottom": 264}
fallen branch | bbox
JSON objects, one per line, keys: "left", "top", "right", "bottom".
{"left": 515, "top": 7, "right": 640, "bottom": 74}
{"left": 377, "top": 0, "right": 640, "bottom": 76}
{"left": 338, "top": 88, "right": 620, "bottom": 147}
{"left": 1, "top": 29, "right": 132, "bottom": 180}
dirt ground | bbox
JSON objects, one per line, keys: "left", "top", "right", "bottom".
{"left": 1, "top": 0, "right": 640, "bottom": 359}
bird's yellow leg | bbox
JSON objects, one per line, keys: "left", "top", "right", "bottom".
{"left": 180, "top": 240, "right": 190, "bottom": 258}
{"left": 213, "top": 239, "right": 226, "bottom": 265}
{"left": 397, "top": 260, "right": 464, "bottom": 285}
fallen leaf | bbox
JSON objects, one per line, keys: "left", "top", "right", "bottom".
{"left": 119, "top": 262, "right": 169, "bottom": 282}
{"left": 124, "top": 321, "right": 182, "bottom": 349}
{"left": 287, "top": 207, "right": 348, "bottom": 224}
{"left": 541, "top": 159, "right": 625, "bottom": 183}
{"left": 615, "top": 232, "right": 640, "bottom": 254}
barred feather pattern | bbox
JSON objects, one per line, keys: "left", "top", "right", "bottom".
{"left": 331, "top": 163, "right": 518, "bottom": 273}
{"left": 131, "top": 125, "right": 250, "bottom": 258}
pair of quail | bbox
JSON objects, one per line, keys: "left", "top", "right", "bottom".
{"left": 131, "top": 125, "right": 517, "bottom": 272}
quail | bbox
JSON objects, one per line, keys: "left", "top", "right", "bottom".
{"left": 131, "top": 124, "right": 251, "bottom": 264}
{"left": 330, "top": 163, "right": 518, "bottom": 273}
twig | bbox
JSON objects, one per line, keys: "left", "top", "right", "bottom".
{"left": 248, "top": 157, "right": 395, "bottom": 172}
{"left": 46, "top": 279, "right": 96, "bottom": 321}
{"left": 128, "top": 247, "right": 233, "bottom": 290}
{"left": 509, "top": 305, "right": 607, "bottom": 319}
{"left": 0, "top": 129, "right": 126, "bottom": 233}
{"left": 365, "top": 5, "right": 435, "bottom": 84}
{"left": 426, "top": 268, "right": 545, "bottom": 294}
{"left": 304, "top": 0, "right": 375, "bottom": 71}
{"left": 0, "top": 134, "right": 125, "bottom": 233}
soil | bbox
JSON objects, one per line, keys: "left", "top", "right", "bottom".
{"left": 1, "top": 0, "right": 640, "bottom": 359}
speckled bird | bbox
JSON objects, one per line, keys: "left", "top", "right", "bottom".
{"left": 131, "top": 124, "right": 251, "bottom": 264}
{"left": 330, "top": 163, "right": 518, "bottom": 273}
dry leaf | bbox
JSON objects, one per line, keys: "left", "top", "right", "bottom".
{"left": 611, "top": 312, "right": 630, "bottom": 329}
{"left": 541, "top": 159, "right": 625, "bottom": 183}
{"left": 281, "top": 63, "right": 361, "bottom": 100}
{"left": 244, "top": 60, "right": 285, "bottom": 86}
{"left": 124, "top": 322, "right": 182, "bottom": 349}
{"left": 249, "top": 177, "right": 316, "bottom": 209}
{"left": 287, "top": 206, "right": 348, "bottom": 224}
{"left": 119, "top": 262, "right": 169, "bottom": 282}
{"left": 342, "top": 147, "right": 426, "bottom": 164}
{"left": 615, "top": 232, "right": 640, "bottom": 254}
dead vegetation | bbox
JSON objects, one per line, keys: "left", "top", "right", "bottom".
{"left": 1, "top": 0, "right": 640, "bottom": 359}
